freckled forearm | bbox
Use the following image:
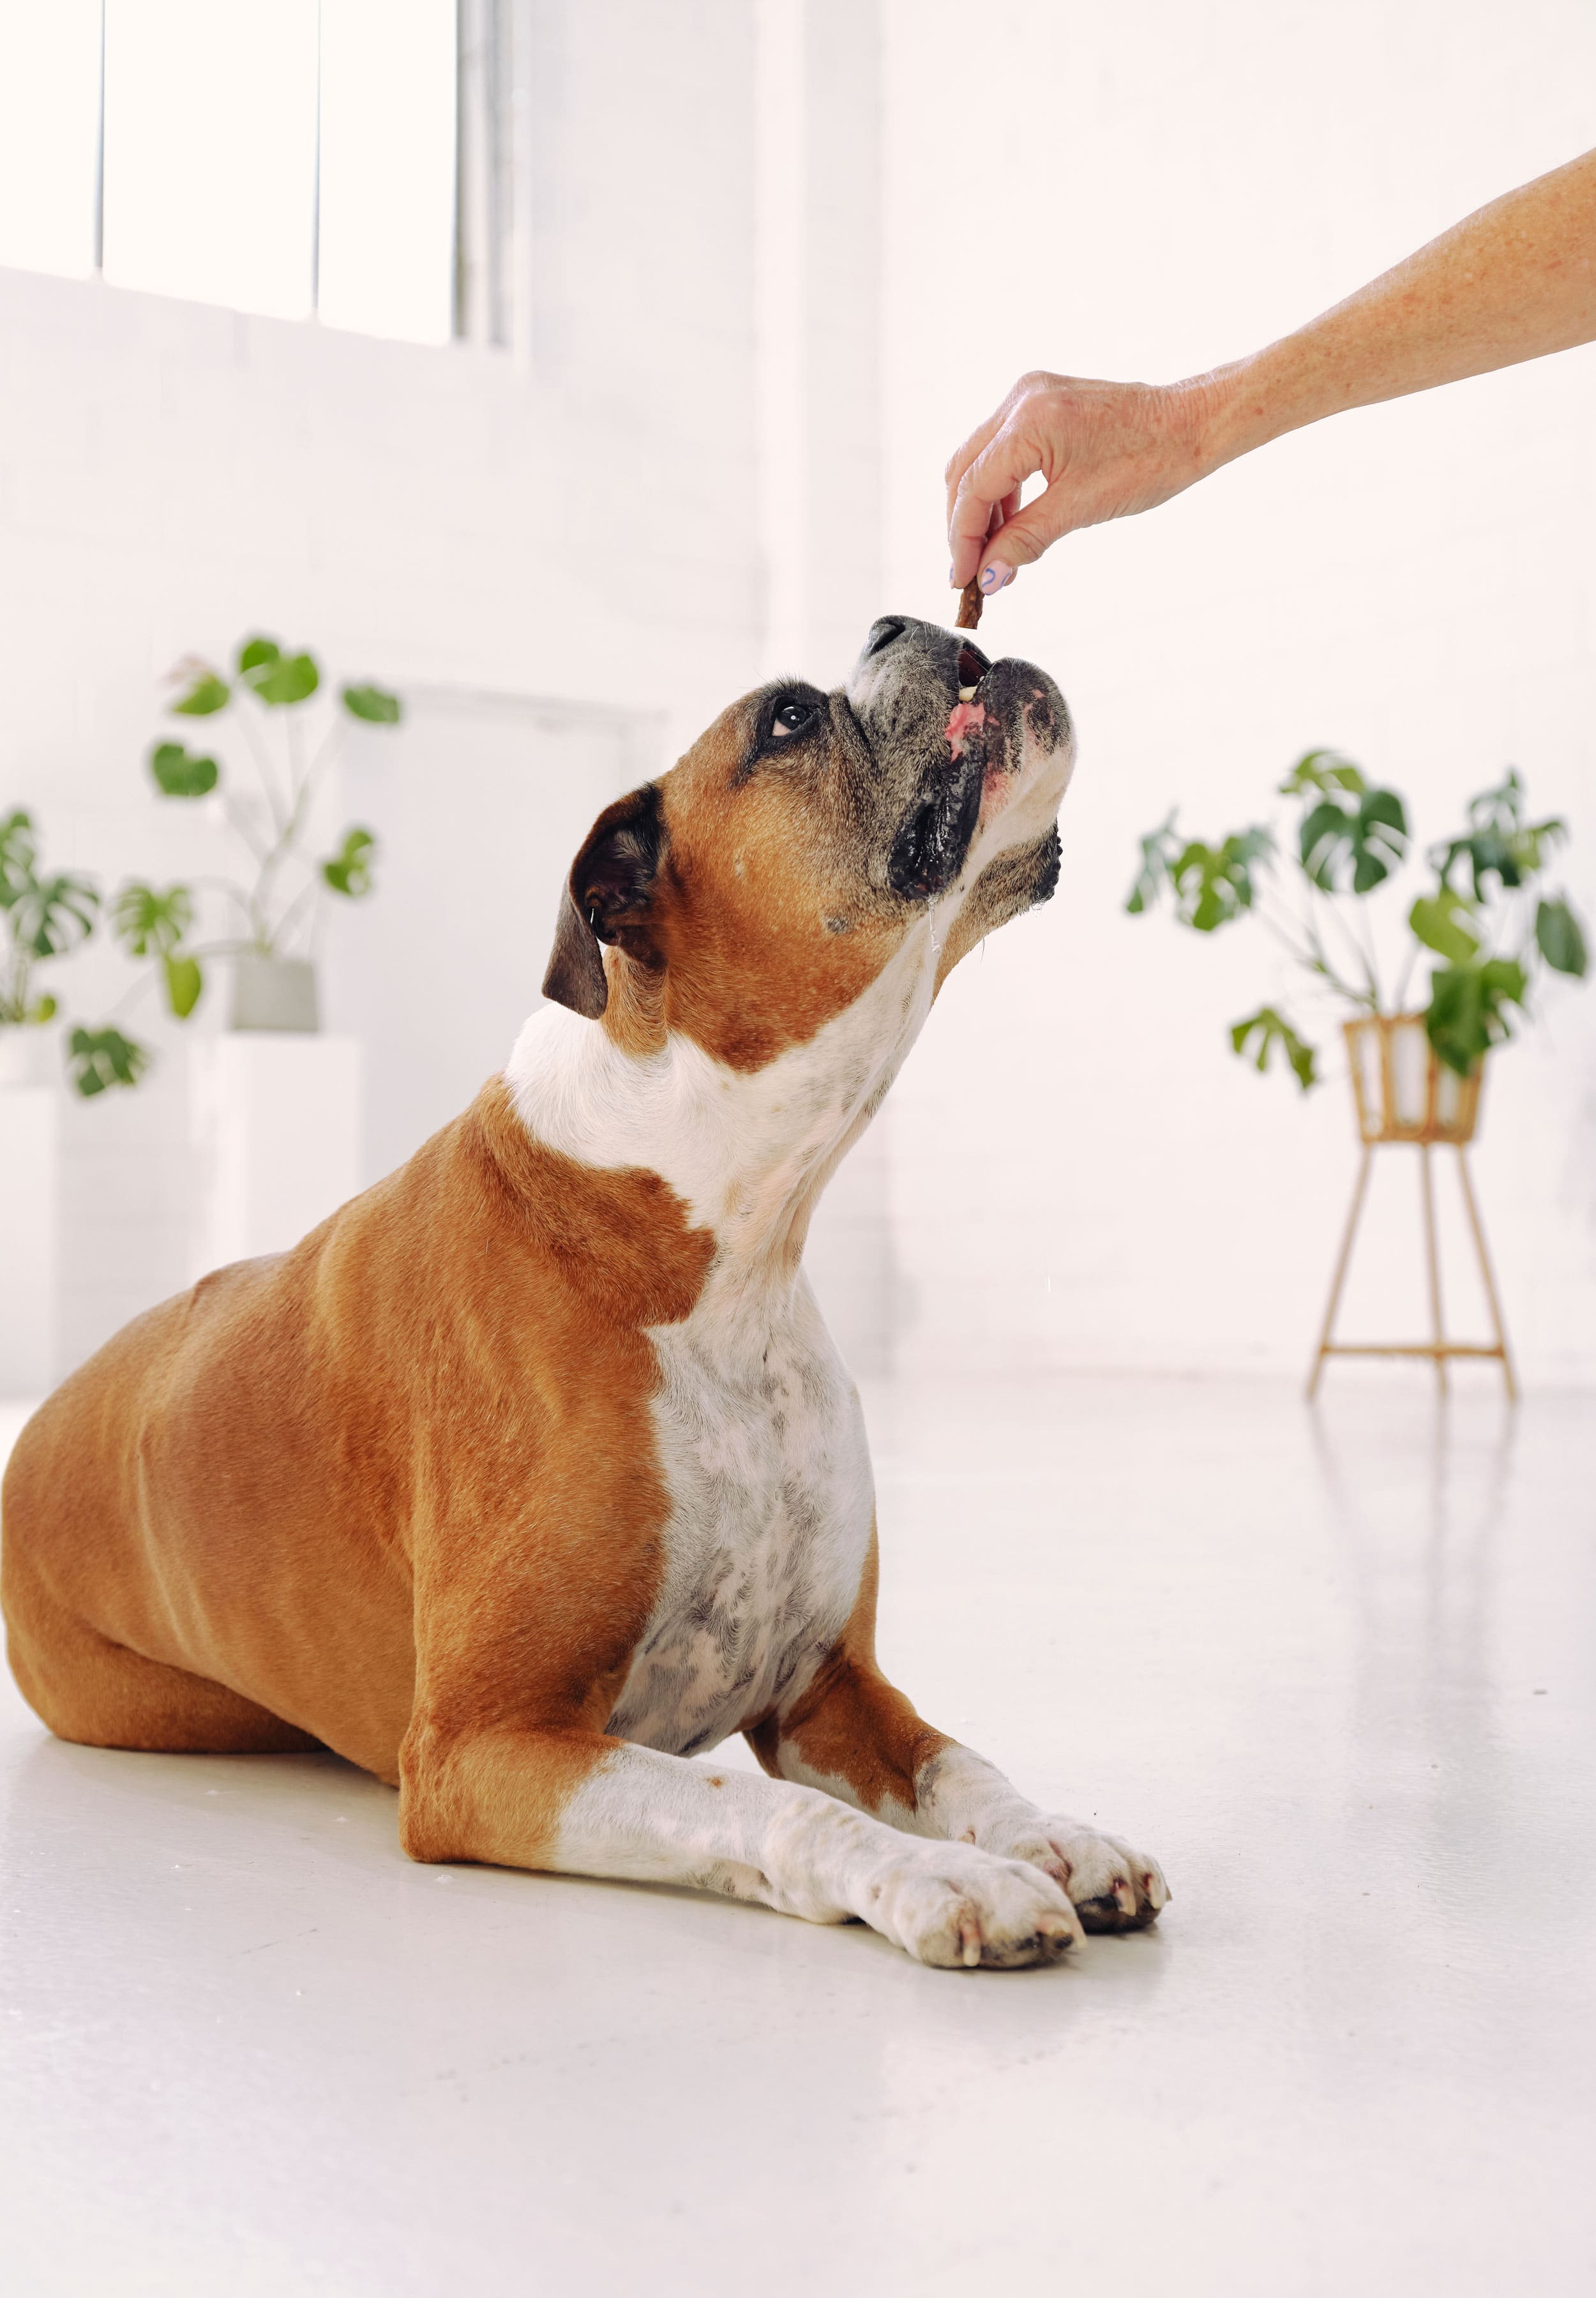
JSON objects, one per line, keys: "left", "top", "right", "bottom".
{"left": 1190, "top": 145, "right": 1596, "bottom": 472}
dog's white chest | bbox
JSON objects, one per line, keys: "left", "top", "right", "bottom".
{"left": 606, "top": 1274, "right": 874, "bottom": 1757}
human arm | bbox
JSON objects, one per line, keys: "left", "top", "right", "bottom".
{"left": 947, "top": 144, "right": 1596, "bottom": 592}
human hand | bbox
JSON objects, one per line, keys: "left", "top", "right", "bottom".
{"left": 945, "top": 370, "right": 1219, "bottom": 594}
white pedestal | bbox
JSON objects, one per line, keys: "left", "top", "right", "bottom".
{"left": 0, "top": 1085, "right": 59, "bottom": 1396}
{"left": 188, "top": 1037, "right": 364, "bottom": 1282}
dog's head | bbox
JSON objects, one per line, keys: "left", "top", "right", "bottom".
{"left": 543, "top": 615, "right": 1074, "bottom": 1069}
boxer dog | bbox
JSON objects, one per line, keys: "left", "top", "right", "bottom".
{"left": 2, "top": 615, "right": 1167, "bottom": 1969}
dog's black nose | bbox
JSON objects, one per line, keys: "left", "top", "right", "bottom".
{"left": 863, "top": 617, "right": 905, "bottom": 659}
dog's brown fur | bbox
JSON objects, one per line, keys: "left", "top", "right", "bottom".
{"left": 0, "top": 622, "right": 1106, "bottom": 1946}
{"left": 3, "top": 1083, "right": 711, "bottom": 1833}
{"left": 0, "top": 676, "right": 943, "bottom": 1863}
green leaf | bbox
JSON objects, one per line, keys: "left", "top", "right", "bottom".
{"left": 171, "top": 672, "right": 231, "bottom": 717}
{"left": 1277, "top": 749, "right": 1366, "bottom": 799}
{"left": 110, "top": 879, "right": 194, "bottom": 956}
{"left": 341, "top": 682, "right": 402, "bottom": 725}
{"left": 1431, "top": 770, "right": 1567, "bottom": 898}
{"left": 162, "top": 951, "right": 204, "bottom": 1019}
{"left": 0, "top": 807, "right": 37, "bottom": 907}
{"left": 1124, "top": 810, "right": 1179, "bottom": 915}
{"left": 1352, "top": 790, "right": 1406, "bottom": 892}
{"left": 150, "top": 741, "right": 220, "bottom": 798}
{"left": 13, "top": 870, "right": 99, "bottom": 958}
{"left": 236, "top": 635, "right": 282, "bottom": 674}
{"left": 1299, "top": 783, "right": 1408, "bottom": 894}
{"left": 1229, "top": 1005, "right": 1318, "bottom": 1092}
{"left": 66, "top": 1025, "right": 149, "bottom": 1098}
{"left": 1167, "top": 825, "right": 1273, "bottom": 933}
{"left": 320, "top": 825, "right": 377, "bottom": 898}
{"left": 26, "top": 992, "right": 57, "bottom": 1024}
{"left": 1431, "top": 827, "right": 1517, "bottom": 897}
{"left": 1424, "top": 956, "right": 1530, "bottom": 1078}
{"left": 1535, "top": 896, "right": 1588, "bottom": 979}
{"left": 1408, "top": 886, "right": 1480, "bottom": 965}
{"left": 245, "top": 650, "right": 319, "bottom": 707}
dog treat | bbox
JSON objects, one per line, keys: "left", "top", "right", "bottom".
{"left": 954, "top": 577, "right": 984, "bottom": 631}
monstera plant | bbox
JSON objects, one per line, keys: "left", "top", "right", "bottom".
{"left": 112, "top": 636, "right": 401, "bottom": 1032}
{"left": 0, "top": 807, "right": 146, "bottom": 1097}
{"left": 1127, "top": 755, "right": 1588, "bottom": 1098}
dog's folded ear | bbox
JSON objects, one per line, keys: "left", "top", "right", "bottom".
{"left": 541, "top": 782, "right": 665, "bottom": 1019}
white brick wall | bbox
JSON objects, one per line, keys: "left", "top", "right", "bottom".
{"left": 879, "top": 0, "right": 1596, "bottom": 1387}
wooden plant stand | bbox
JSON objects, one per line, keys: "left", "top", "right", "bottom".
{"left": 1306, "top": 1015, "right": 1517, "bottom": 1402}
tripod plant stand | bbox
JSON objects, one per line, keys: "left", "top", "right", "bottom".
{"left": 1307, "top": 1014, "right": 1516, "bottom": 1401}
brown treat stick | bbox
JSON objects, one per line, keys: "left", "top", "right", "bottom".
{"left": 955, "top": 576, "right": 983, "bottom": 631}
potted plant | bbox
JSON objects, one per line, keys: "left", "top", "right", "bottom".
{"left": 0, "top": 807, "right": 147, "bottom": 1096}
{"left": 111, "top": 636, "right": 402, "bottom": 1033}
{"left": 1125, "top": 755, "right": 1589, "bottom": 1132}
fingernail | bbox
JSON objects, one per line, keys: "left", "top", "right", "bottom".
{"left": 981, "top": 560, "right": 1012, "bottom": 590}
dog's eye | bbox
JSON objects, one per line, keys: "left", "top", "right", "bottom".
{"left": 771, "top": 698, "right": 817, "bottom": 739}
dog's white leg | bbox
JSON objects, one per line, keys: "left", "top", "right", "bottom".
{"left": 750, "top": 1645, "right": 1169, "bottom": 1934}
{"left": 910, "top": 1742, "right": 1169, "bottom": 1930}
{"left": 398, "top": 1722, "right": 1079, "bottom": 1969}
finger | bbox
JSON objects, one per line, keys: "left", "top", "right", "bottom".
{"left": 973, "top": 470, "right": 1090, "bottom": 582}
{"left": 943, "top": 404, "right": 1008, "bottom": 534}
{"left": 949, "top": 425, "right": 1041, "bottom": 587}
{"left": 944, "top": 424, "right": 1007, "bottom": 583}
{"left": 979, "top": 490, "right": 1021, "bottom": 564}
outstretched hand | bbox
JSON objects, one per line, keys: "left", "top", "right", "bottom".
{"left": 944, "top": 146, "right": 1596, "bottom": 598}
{"left": 945, "top": 371, "right": 1216, "bottom": 596}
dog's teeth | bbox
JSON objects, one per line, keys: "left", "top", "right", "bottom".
{"left": 958, "top": 684, "right": 977, "bottom": 702}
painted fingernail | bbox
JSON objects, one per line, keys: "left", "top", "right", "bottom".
{"left": 980, "top": 560, "right": 1013, "bottom": 590}
{"left": 948, "top": 564, "right": 958, "bottom": 586}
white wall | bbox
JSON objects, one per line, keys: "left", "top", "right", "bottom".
{"left": 333, "top": 691, "right": 658, "bottom": 1186}
{"left": 878, "top": 0, "right": 1596, "bottom": 1388}
{"left": 0, "top": 1, "right": 758, "bottom": 1374}
{"left": 0, "top": 0, "right": 897, "bottom": 1382}
{"left": 6, "top": 0, "right": 1592, "bottom": 1395}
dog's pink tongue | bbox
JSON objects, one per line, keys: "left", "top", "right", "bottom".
{"left": 945, "top": 698, "right": 987, "bottom": 758}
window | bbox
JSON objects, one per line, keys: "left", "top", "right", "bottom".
{"left": 0, "top": 0, "right": 456, "bottom": 347}
{"left": 317, "top": 0, "right": 458, "bottom": 344}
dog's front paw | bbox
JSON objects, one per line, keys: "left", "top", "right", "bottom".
{"left": 864, "top": 1838, "right": 1084, "bottom": 1969}
{"left": 990, "top": 1817, "right": 1170, "bottom": 1934}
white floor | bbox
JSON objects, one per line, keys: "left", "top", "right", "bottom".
{"left": 1, "top": 1372, "right": 1592, "bottom": 2296}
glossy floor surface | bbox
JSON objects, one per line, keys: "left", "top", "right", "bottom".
{"left": 2, "top": 1375, "right": 1592, "bottom": 2295}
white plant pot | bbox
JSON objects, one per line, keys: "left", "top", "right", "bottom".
{"left": 230, "top": 952, "right": 320, "bottom": 1033}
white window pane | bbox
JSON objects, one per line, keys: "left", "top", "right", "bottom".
{"left": 0, "top": 1, "right": 102, "bottom": 278}
{"left": 102, "top": 0, "right": 318, "bottom": 320}
{"left": 317, "top": 0, "right": 456, "bottom": 347}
